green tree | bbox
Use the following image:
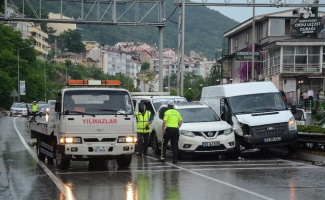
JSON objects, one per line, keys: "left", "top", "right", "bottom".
{"left": 0, "top": 24, "right": 38, "bottom": 107}
{"left": 163, "top": 73, "right": 177, "bottom": 91}
{"left": 59, "top": 30, "right": 86, "bottom": 54}
{"left": 205, "top": 64, "right": 221, "bottom": 86}
{"left": 141, "top": 61, "right": 150, "bottom": 71}
{"left": 137, "top": 70, "right": 158, "bottom": 92}
{"left": 183, "top": 72, "right": 205, "bottom": 101}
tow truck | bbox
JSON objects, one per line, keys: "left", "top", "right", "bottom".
{"left": 29, "top": 80, "right": 137, "bottom": 169}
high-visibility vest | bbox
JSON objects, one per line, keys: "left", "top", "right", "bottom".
{"left": 136, "top": 111, "right": 151, "bottom": 133}
{"left": 31, "top": 104, "right": 38, "bottom": 112}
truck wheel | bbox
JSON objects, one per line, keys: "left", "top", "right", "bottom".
{"left": 151, "top": 133, "right": 161, "bottom": 155}
{"left": 116, "top": 154, "right": 132, "bottom": 169}
{"left": 37, "top": 135, "right": 46, "bottom": 161}
{"left": 55, "top": 148, "right": 70, "bottom": 170}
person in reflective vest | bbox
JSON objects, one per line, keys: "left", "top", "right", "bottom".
{"left": 31, "top": 101, "right": 38, "bottom": 121}
{"left": 159, "top": 100, "right": 182, "bottom": 164}
{"left": 136, "top": 102, "right": 153, "bottom": 156}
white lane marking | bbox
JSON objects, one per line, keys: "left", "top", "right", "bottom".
{"left": 179, "top": 160, "right": 288, "bottom": 164}
{"left": 176, "top": 163, "right": 306, "bottom": 168}
{"left": 14, "top": 118, "right": 75, "bottom": 200}
{"left": 190, "top": 166, "right": 317, "bottom": 171}
{"left": 146, "top": 155, "right": 275, "bottom": 200}
{"left": 55, "top": 168, "right": 182, "bottom": 175}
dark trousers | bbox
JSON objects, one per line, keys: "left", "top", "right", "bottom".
{"left": 161, "top": 128, "right": 179, "bottom": 161}
{"left": 137, "top": 133, "right": 149, "bottom": 155}
{"left": 31, "top": 112, "right": 37, "bottom": 121}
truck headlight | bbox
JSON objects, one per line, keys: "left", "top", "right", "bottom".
{"left": 223, "top": 128, "right": 233, "bottom": 135}
{"left": 118, "top": 136, "right": 137, "bottom": 143}
{"left": 180, "top": 130, "right": 195, "bottom": 137}
{"left": 288, "top": 117, "right": 297, "bottom": 131}
{"left": 60, "top": 137, "right": 82, "bottom": 144}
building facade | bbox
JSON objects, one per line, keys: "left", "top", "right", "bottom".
{"left": 224, "top": 8, "right": 325, "bottom": 105}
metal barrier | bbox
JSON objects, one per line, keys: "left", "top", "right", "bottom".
{"left": 298, "top": 132, "right": 325, "bottom": 151}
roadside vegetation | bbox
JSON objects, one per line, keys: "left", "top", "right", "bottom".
{"left": 0, "top": 24, "right": 223, "bottom": 110}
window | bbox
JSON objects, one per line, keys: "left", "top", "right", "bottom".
{"left": 285, "top": 19, "right": 292, "bottom": 35}
{"left": 270, "top": 19, "right": 285, "bottom": 36}
{"left": 283, "top": 46, "right": 294, "bottom": 54}
{"left": 296, "top": 46, "right": 307, "bottom": 54}
{"left": 246, "top": 32, "right": 250, "bottom": 43}
{"left": 262, "top": 21, "right": 268, "bottom": 38}
{"left": 235, "top": 38, "right": 238, "bottom": 48}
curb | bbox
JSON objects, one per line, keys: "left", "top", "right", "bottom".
{"left": 295, "top": 150, "right": 325, "bottom": 165}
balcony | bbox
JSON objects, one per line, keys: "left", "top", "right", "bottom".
{"left": 264, "top": 64, "right": 321, "bottom": 77}
{"left": 282, "top": 64, "right": 321, "bottom": 73}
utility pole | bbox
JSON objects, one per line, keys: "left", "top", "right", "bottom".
{"left": 251, "top": 0, "right": 255, "bottom": 80}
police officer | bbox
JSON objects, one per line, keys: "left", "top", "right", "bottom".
{"left": 136, "top": 102, "right": 153, "bottom": 156}
{"left": 31, "top": 101, "right": 38, "bottom": 121}
{"left": 160, "top": 100, "right": 182, "bottom": 164}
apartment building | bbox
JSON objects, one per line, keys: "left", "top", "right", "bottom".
{"left": 47, "top": 12, "right": 76, "bottom": 36}
{"left": 224, "top": 8, "right": 325, "bottom": 105}
{"left": 54, "top": 52, "right": 84, "bottom": 65}
{"left": 3, "top": 4, "right": 49, "bottom": 60}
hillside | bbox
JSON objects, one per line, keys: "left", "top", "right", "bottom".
{"left": 15, "top": 0, "right": 239, "bottom": 59}
{"left": 79, "top": 1, "right": 239, "bottom": 59}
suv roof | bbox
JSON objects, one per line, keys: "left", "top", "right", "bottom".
{"left": 132, "top": 95, "right": 185, "bottom": 100}
{"left": 160, "top": 101, "right": 209, "bottom": 109}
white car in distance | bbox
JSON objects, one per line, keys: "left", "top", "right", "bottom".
{"left": 150, "top": 102, "right": 237, "bottom": 158}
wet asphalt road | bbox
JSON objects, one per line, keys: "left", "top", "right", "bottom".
{"left": 1, "top": 115, "right": 325, "bottom": 200}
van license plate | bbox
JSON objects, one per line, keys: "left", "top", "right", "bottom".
{"left": 264, "top": 137, "right": 281, "bottom": 142}
{"left": 95, "top": 147, "right": 106, "bottom": 152}
{"left": 202, "top": 141, "right": 220, "bottom": 147}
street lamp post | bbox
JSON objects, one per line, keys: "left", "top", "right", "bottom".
{"left": 44, "top": 54, "right": 47, "bottom": 102}
{"left": 17, "top": 45, "right": 33, "bottom": 102}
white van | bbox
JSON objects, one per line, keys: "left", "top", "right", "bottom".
{"left": 200, "top": 82, "right": 298, "bottom": 154}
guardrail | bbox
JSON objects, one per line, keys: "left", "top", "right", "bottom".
{"left": 298, "top": 132, "right": 325, "bottom": 151}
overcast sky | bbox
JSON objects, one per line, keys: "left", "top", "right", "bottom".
{"left": 195, "top": 0, "right": 325, "bottom": 23}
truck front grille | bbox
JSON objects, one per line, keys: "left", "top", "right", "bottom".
{"left": 252, "top": 122, "right": 287, "bottom": 135}
{"left": 83, "top": 138, "right": 116, "bottom": 142}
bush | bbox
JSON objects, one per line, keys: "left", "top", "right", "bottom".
{"left": 297, "top": 125, "right": 325, "bottom": 133}
{"left": 313, "top": 112, "right": 325, "bottom": 121}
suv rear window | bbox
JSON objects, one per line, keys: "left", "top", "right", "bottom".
{"left": 178, "top": 108, "right": 220, "bottom": 123}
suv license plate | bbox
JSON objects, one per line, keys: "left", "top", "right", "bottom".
{"left": 202, "top": 141, "right": 220, "bottom": 147}
{"left": 264, "top": 137, "right": 281, "bottom": 142}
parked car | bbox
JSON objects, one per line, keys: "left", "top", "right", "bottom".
{"left": 291, "top": 107, "right": 306, "bottom": 125}
{"left": 150, "top": 102, "right": 236, "bottom": 158}
{"left": 10, "top": 103, "right": 28, "bottom": 117}
{"left": 38, "top": 104, "right": 49, "bottom": 115}
{"left": 47, "top": 100, "right": 56, "bottom": 106}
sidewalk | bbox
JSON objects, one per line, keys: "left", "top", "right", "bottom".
{"left": 0, "top": 112, "right": 6, "bottom": 118}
